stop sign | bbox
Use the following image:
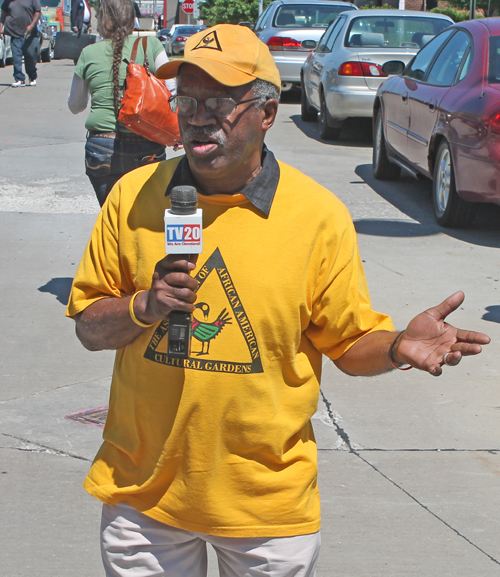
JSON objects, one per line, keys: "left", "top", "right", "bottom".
{"left": 182, "top": 0, "right": 194, "bottom": 14}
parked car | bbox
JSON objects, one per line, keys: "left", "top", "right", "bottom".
{"left": 373, "top": 18, "right": 500, "bottom": 228}
{"left": 254, "top": 0, "right": 357, "bottom": 92}
{"left": 157, "top": 28, "right": 171, "bottom": 45}
{"left": 0, "top": 33, "right": 12, "bottom": 68}
{"left": 165, "top": 25, "right": 207, "bottom": 56}
{"left": 38, "top": 14, "right": 56, "bottom": 63}
{"left": 301, "top": 9, "right": 453, "bottom": 139}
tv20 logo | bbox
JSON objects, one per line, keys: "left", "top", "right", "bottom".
{"left": 166, "top": 224, "right": 201, "bottom": 244}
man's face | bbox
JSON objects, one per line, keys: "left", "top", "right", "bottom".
{"left": 176, "top": 64, "right": 275, "bottom": 193}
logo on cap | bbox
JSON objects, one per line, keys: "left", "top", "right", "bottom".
{"left": 192, "top": 30, "right": 222, "bottom": 52}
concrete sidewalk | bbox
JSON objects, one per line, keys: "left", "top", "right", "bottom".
{"left": 1, "top": 59, "right": 500, "bottom": 576}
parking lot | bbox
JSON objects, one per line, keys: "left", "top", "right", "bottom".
{"left": 1, "top": 59, "right": 500, "bottom": 576}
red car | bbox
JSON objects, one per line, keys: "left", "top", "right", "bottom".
{"left": 373, "top": 18, "right": 500, "bottom": 228}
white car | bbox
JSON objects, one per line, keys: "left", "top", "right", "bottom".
{"left": 0, "top": 33, "right": 12, "bottom": 68}
{"left": 301, "top": 9, "right": 453, "bottom": 139}
{"left": 254, "top": 0, "right": 357, "bottom": 92}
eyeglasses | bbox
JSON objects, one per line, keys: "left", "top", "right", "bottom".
{"left": 169, "top": 95, "right": 262, "bottom": 118}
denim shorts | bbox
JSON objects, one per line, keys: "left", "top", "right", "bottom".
{"left": 85, "top": 136, "right": 166, "bottom": 206}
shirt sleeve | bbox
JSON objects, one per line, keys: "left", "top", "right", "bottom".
{"left": 148, "top": 35, "right": 166, "bottom": 63}
{"left": 33, "top": 0, "right": 42, "bottom": 11}
{"left": 305, "top": 205, "right": 394, "bottom": 360}
{"left": 74, "top": 46, "right": 86, "bottom": 78}
{"left": 66, "top": 191, "right": 134, "bottom": 318}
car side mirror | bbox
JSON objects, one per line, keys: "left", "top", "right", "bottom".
{"left": 302, "top": 40, "right": 317, "bottom": 50}
{"left": 382, "top": 60, "right": 405, "bottom": 76}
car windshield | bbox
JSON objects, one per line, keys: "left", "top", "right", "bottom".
{"left": 345, "top": 16, "right": 451, "bottom": 48}
{"left": 176, "top": 27, "right": 204, "bottom": 35}
{"left": 273, "top": 4, "right": 356, "bottom": 29}
{"left": 489, "top": 36, "right": 500, "bottom": 83}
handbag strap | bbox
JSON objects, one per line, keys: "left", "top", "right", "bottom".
{"left": 129, "top": 36, "right": 150, "bottom": 70}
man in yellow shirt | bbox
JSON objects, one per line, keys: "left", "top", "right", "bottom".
{"left": 67, "top": 24, "right": 489, "bottom": 577}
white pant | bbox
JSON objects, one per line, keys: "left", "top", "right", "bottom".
{"left": 101, "top": 503, "right": 321, "bottom": 577}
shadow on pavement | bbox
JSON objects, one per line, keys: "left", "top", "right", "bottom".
{"left": 38, "top": 277, "right": 73, "bottom": 306}
{"left": 354, "top": 164, "right": 500, "bottom": 248}
{"left": 291, "top": 115, "right": 373, "bottom": 148}
{"left": 280, "top": 88, "right": 374, "bottom": 146}
{"left": 483, "top": 305, "right": 500, "bottom": 323}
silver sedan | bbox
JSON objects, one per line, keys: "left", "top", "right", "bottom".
{"left": 254, "top": 0, "right": 357, "bottom": 92}
{"left": 301, "top": 9, "right": 453, "bottom": 139}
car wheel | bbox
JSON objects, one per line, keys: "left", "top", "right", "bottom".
{"left": 41, "top": 48, "right": 51, "bottom": 62}
{"left": 319, "top": 94, "right": 340, "bottom": 140}
{"left": 300, "top": 79, "right": 317, "bottom": 122}
{"left": 373, "top": 110, "right": 400, "bottom": 180}
{"left": 0, "top": 57, "right": 5, "bottom": 68}
{"left": 432, "top": 141, "right": 476, "bottom": 228}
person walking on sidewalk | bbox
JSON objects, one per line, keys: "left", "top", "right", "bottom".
{"left": 68, "top": 0, "right": 176, "bottom": 206}
{"left": 71, "top": 0, "right": 91, "bottom": 36}
{"left": 67, "top": 24, "right": 490, "bottom": 577}
{"left": 0, "top": 0, "right": 41, "bottom": 87}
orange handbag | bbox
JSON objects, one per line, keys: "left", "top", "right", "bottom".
{"left": 118, "top": 37, "right": 180, "bottom": 146}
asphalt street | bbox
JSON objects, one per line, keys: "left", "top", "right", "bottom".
{"left": 1, "top": 58, "right": 500, "bottom": 577}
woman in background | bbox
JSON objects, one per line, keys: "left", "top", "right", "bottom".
{"left": 68, "top": 0, "right": 176, "bottom": 206}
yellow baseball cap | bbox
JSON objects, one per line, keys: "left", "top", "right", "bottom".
{"left": 155, "top": 24, "right": 281, "bottom": 92}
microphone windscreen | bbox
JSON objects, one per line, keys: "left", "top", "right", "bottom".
{"left": 171, "top": 186, "right": 198, "bottom": 215}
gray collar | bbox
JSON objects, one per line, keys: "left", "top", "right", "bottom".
{"left": 165, "top": 145, "right": 280, "bottom": 217}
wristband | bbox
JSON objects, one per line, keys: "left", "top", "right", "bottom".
{"left": 129, "top": 290, "right": 155, "bottom": 328}
{"left": 389, "top": 331, "right": 413, "bottom": 371}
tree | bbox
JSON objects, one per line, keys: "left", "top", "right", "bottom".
{"left": 200, "top": 0, "right": 272, "bottom": 26}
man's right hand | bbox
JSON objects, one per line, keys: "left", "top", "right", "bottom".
{"left": 134, "top": 255, "right": 199, "bottom": 326}
{"left": 74, "top": 255, "right": 199, "bottom": 351}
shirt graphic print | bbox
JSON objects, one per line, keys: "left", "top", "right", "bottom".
{"left": 144, "top": 248, "right": 263, "bottom": 374}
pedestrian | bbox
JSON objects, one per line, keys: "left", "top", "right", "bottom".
{"left": 66, "top": 24, "right": 490, "bottom": 577}
{"left": 71, "top": 0, "right": 91, "bottom": 36}
{"left": 67, "top": 0, "right": 176, "bottom": 207}
{"left": 133, "top": 0, "right": 141, "bottom": 31}
{"left": 0, "top": 0, "right": 41, "bottom": 88}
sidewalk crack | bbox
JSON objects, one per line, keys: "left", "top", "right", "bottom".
{"left": 319, "top": 389, "right": 500, "bottom": 567}
{"left": 1, "top": 433, "right": 91, "bottom": 462}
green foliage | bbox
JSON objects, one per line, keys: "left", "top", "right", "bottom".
{"left": 439, "top": 0, "right": 500, "bottom": 17}
{"left": 430, "top": 6, "right": 484, "bottom": 20}
{"left": 358, "top": 3, "right": 397, "bottom": 8}
{"left": 200, "top": 0, "right": 272, "bottom": 26}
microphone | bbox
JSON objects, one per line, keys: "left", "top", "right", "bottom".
{"left": 164, "top": 186, "right": 203, "bottom": 359}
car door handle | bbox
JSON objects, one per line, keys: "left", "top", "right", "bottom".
{"left": 427, "top": 98, "right": 437, "bottom": 112}
{"left": 402, "top": 92, "right": 408, "bottom": 104}
{"left": 312, "top": 62, "right": 321, "bottom": 72}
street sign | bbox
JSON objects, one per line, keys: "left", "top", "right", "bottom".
{"left": 182, "top": 0, "right": 194, "bottom": 14}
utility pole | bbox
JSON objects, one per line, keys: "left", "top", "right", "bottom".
{"left": 470, "top": 0, "right": 476, "bottom": 19}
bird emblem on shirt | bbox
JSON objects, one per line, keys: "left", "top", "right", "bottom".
{"left": 191, "top": 302, "right": 232, "bottom": 356}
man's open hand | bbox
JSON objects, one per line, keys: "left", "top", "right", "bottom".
{"left": 395, "top": 291, "right": 490, "bottom": 376}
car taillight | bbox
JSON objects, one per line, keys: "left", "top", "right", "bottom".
{"left": 158, "top": 35, "right": 166, "bottom": 41}
{"left": 176, "top": 36, "right": 187, "bottom": 42}
{"left": 266, "top": 36, "right": 309, "bottom": 51}
{"left": 486, "top": 105, "right": 500, "bottom": 134}
{"left": 338, "top": 61, "right": 387, "bottom": 77}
